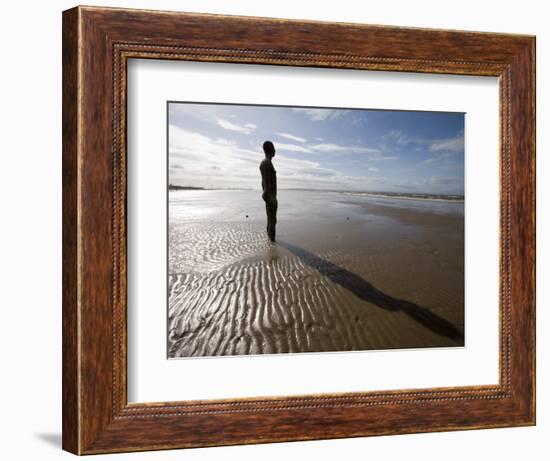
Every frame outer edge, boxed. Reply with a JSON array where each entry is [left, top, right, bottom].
[[531, 36, 537, 425], [62, 6, 81, 455], [63, 6, 536, 454], [503, 36, 535, 424]]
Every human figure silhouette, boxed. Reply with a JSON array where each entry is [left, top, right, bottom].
[[260, 141, 277, 242]]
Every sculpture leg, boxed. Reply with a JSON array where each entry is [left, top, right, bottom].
[[266, 199, 277, 242]]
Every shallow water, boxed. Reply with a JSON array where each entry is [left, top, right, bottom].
[[169, 189, 463, 224]]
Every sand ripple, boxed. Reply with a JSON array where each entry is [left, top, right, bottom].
[[169, 222, 273, 274], [168, 224, 463, 358]]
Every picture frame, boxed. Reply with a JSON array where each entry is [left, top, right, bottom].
[[62, 5, 535, 455]]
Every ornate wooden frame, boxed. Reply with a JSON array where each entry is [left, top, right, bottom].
[[62, 5, 535, 455]]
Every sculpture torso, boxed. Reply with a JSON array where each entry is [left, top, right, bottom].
[[260, 158, 277, 201]]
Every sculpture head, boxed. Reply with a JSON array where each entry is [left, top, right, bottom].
[[263, 140, 275, 159]]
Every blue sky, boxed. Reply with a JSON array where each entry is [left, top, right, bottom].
[[168, 102, 464, 195]]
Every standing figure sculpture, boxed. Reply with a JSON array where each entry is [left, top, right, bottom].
[[259, 141, 277, 242]]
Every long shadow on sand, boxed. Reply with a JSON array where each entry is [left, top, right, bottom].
[[278, 241, 463, 342]]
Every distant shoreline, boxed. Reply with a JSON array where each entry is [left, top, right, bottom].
[[168, 186, 463, 202], [168, 184, 207, 191], [340, 191, 464, 203]]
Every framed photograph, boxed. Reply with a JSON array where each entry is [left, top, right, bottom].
[[62, 6, 535, 455]]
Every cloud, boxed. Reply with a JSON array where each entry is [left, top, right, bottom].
[[421, 150, 464, 173], [277, 132, 307, 143], [369, 154, 399, 161], [270, 140, 382, 157], [275, 143, 312, 153], [270, 154, 385, 190], [385, 130, 464, 154], [384, 130, 415, 146], [292, 108, 350, 121], [429, 135, 464, 153], [168, 104, 464, 194], [168, 125, 378, 190], [169, 103, 216, 124], [309, 143, 380, 154], [310, 143, 379, 154], [216, 118, 257, 134], [169, 126, 258, 186], [421, 152, 454, 164]]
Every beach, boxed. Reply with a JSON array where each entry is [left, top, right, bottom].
[[168, 189, 464, 358]]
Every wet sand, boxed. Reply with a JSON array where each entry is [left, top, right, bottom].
[[168, 190, 464, 358]]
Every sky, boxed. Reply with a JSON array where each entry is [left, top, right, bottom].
[[168, 102, 464, 195]]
